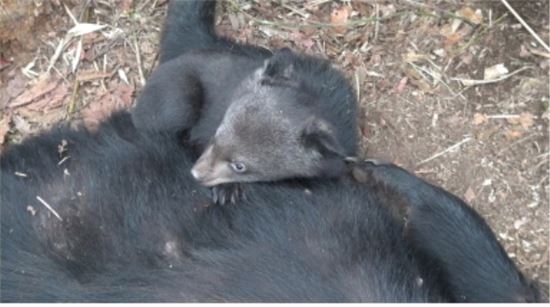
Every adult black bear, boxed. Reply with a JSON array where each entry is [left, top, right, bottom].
[[132, 0, 358, 204], [0, 112, 542, 302], [0, 0, 543, 302]]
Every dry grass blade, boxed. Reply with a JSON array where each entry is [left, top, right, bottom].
[[451, 67, 532, 86], [416, 137, 473, 166], [500, 0, 550, 52], [133, 37, 146, 86], [36, 196, 63, 221], [67, 23, 108, 37]]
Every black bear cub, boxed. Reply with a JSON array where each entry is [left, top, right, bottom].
[[132, 2, 358, 204]]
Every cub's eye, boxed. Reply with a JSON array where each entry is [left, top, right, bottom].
[[230, 162, 247, 173]]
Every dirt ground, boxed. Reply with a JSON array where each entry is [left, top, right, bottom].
[[1, 0, 549, 295]]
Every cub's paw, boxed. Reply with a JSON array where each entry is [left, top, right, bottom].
[[211, 183, 246, 205]]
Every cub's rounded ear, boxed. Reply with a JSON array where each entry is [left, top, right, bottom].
[[260, 48, 296, 86], [260, 62, 295, 84], [262, 48, 293, 73], [300, 117, 346, 158]]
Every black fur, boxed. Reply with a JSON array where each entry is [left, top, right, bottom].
[[1, 0, 543, 302], [158, 0, 270, 63], [0, 111, 543, 302], [351, 162, 544, 302], [131, 0, 358, 204], [0, 112, 430, 302], [137, 46, 358, 156]]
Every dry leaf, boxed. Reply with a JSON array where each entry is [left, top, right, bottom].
[[518, 112, 535, 129], [433, 48, 446, 58], [484, 64, 509, 80], [444, 31, 466, 46], [457, 7, 483, 25], [473, 113, 487, 125], [506, 112, 534, 130], [403, 52, 428, 63], [331, 6, 350, 25], [395, 77, 408, 93], [504, 129, 523, 140], [464, 186, 476, 203], [380, 4, 396, 18], [76, 70, 115, 82], [331, 6, 350, 33], [451, 19, 463, 34], [439, 23, 455, 37], [10, 76, 60, 108]]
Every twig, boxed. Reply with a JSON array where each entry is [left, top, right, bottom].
[[282, 3, 309, 19], [133, 37, 146, 87], [67, 80, 80, 115], [304, 0, 332, 8], [21, 58, 39, 78], [500, 0, 550, 52], [485, 114, 521, 119], [374, 4, 379, 41], [72, 39, 83, 73], [417, 137, 472, 166], [92, 59, 107, 92], [102, 54, 108, 91], [354, 71, 361, 104], [57, 156, 70, 166], [47, 37, 69, 74], [66, 3, 92, 115], [14, 172, 28, 177], [527, 46, 550, 59], [63, 3, 79, 25], [36, 196, 63, 221], [451, 66, 532, 86]]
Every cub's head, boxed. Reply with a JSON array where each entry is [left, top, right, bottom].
[[190, 110, 347, 186], [190, 50, 350, 187]]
